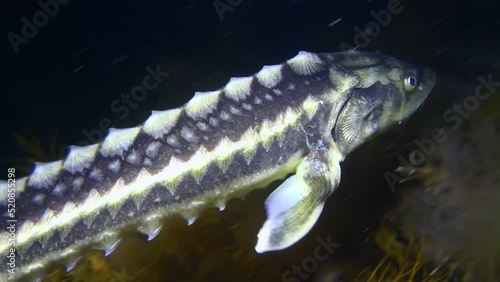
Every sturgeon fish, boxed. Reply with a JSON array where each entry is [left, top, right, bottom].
[[0, 50, 435, 281]]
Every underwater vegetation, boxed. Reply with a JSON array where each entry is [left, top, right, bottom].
[[353, 223, 452, 282], [379, 87, 500, 281], [7, 131, 66, 175]]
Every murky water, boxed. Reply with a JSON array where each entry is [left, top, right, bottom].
[[2, 0, 499, 281]]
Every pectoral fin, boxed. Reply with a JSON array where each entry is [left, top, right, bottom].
[[255, 144, 342, 253]]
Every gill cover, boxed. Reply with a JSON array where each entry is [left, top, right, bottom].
[[333, 82, 399, 153]]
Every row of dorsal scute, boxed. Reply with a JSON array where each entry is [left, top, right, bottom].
[[0, 51, 330, 204]]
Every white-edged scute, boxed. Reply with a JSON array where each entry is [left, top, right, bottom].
[[287, 51, 325, 75], [264, 93, 274, 102], [59, 223, 74, 241], [131, 190, 148, 210], [65, 255, 82, 273], [28, 160, 63, 189], [166, 135, 181, 148], [162, 179, 178, 195], [52, 182, 67, 197], [143, 157, 153, 166], [145, 141, 162, 159], [254, 96, 263, 105], [71, 177, 84, 191], [97, 231, 122, 256], [17, 208, 55, 248], [43, 202, 79, 242], [38, 231, 52, 247], [0, 177, 26, 205], [143, 108, 182, 139], [82, 210, 100, 229], [224, 76, 254, 102], [138, 214, 164, 241], [180, 126, 199, 143], [258, 119, 275, 151], [208, 117, 219, 128], [63, 144, 100, 173], [212, 137, 235, 172], [31, 193, 46, 205], [188, 145, 210, 184], [58, 248, 81, 274], [184, 91, 221, 119], [0, 181, 7, 206], [229, 105, 243, 116], [241, 127, 259, 165], [107, 202, 122, 220], [0, 231, 10, 256], [217, 201, 227, 211], [219, 110, 231, 121], [18, 176, 27, 192], [100, 127, 141, 158], [256, 64, 283, 89], [242, 103, 253, 111], [187, 214, 199, 226], [89, 168, 104, 182], [196, 121, 210, 132], [126, 149, 141, 165], [80, 188, 103, 222], [107, 159, 122, 174]]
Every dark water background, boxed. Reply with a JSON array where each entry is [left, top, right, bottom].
[[0, 0, 499, 281], [1, 0, 498, 153]]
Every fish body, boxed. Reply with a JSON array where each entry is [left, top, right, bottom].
[[0, 50, 435, 280]]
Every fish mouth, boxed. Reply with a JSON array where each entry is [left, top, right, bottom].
[[422, 67, 437, 95]]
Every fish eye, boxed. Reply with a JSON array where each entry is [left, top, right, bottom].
[[404, 76, 418, 92]]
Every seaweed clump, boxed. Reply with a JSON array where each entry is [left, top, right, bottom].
[[381, 95, 500, 281], [7, 131, 66, 175], [352, 222, 451, 282]]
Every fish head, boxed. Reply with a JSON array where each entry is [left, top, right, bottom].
[[331, 51, 436, 153]]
